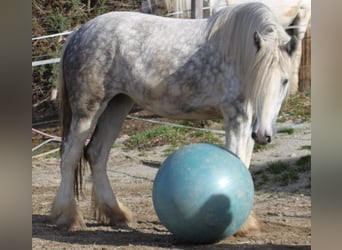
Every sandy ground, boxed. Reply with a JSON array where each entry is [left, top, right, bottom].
[[32, 121, 311, 249]]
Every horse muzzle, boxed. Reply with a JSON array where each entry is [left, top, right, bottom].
[[251, 131, 272, 145], [252, 118, 276, 145]]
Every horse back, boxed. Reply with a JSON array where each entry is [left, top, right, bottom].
[[61, 12, 232, 119]]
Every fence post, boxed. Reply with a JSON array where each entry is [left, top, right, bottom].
[[298, 26, 311, 93], [191, 0, 203, 19]]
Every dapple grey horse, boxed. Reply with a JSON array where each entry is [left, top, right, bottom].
[[51, 3, 297, 236]]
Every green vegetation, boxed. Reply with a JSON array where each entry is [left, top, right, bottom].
[[124, 124, 222, 151], [253, 155, 311, 190], [274, 168, 299, 186], [280, 92, 311, 122], [266, 161, 299, 186], [277, 127, 295, 135], [253, 143, 275, 153], [125, 126, 186, 150], [266, 161, 291, 175], [32, 0, 142, 122], [276, 116, 287, 123], [300, 145, 311, 150], [296, 155, 311, 172], [162, 146, 179, 157]]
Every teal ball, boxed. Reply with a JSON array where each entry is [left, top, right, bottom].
[[152, 143, 254, 244]]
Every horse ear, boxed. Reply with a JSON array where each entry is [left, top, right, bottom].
[[253, 31, 262, 51], [282, 36, 297, 56]]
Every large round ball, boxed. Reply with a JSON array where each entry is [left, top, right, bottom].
[[152, 143, 254, 244]]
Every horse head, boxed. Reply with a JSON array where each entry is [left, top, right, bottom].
[[251, 28, 297, 145]]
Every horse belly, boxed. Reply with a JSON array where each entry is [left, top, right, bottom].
[[128, 81, 224, 120], [139, 99, 223, 120]]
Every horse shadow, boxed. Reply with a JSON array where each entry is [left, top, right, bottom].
[[32, 214, 174, 247]]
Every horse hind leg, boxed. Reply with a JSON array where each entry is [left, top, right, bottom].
[[50, 115, 98, 231], [84, 94, 134, 226]]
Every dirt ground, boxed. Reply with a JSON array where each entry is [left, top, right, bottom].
[[32, 116, 311, 249]]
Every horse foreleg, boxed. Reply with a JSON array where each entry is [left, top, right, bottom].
[[234, 210, 261, 236], [223, 109, 262, 236], [222, 106, 254, 167], [85, 95, 134, 226], [50, 117, 94, 231], [227, 132, 262, 235], [235, 134, 262, 235]]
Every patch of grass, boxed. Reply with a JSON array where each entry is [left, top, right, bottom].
[[190, 130, 222, 145], [266, 161, 291, 174], [177, 120, 197, 127], [254, 172, 270, 190], [95, 0, 109, 15], [138, 151, 148, 157], [254, 157, 310, 189], [253, 143, 275, 153], [296, 155, 311, 172], [253, 169, 264, 176], [45, 12, 73, 32], [277, 116, 287, 123], [277, 127, 295, 135], [124, 124, 222, 151], [275, 169, 300, 186], [280, 92, 311, 122], [162, 145, 178, 157], [260, 173, 269, 184], [300, 145, 311, 150], [124, 125, 186, 150], [266, 161, 300, 186]]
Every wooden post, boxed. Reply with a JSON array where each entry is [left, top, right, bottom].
[[191, 0, 203, 19], [298, 26, 311, 92]]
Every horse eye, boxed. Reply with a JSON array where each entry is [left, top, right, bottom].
[[282, 78, 289, 86]]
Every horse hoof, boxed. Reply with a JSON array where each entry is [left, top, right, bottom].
[[50, 202, 87, 231], [93, 201, 133, 227], [234, 210, 261, 237]]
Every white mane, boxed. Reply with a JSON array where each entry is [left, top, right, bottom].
[[206, 3, 293, 107]]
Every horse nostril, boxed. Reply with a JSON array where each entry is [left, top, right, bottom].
[[252, 132, 257, 140], [266, 135, 271, 143]]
